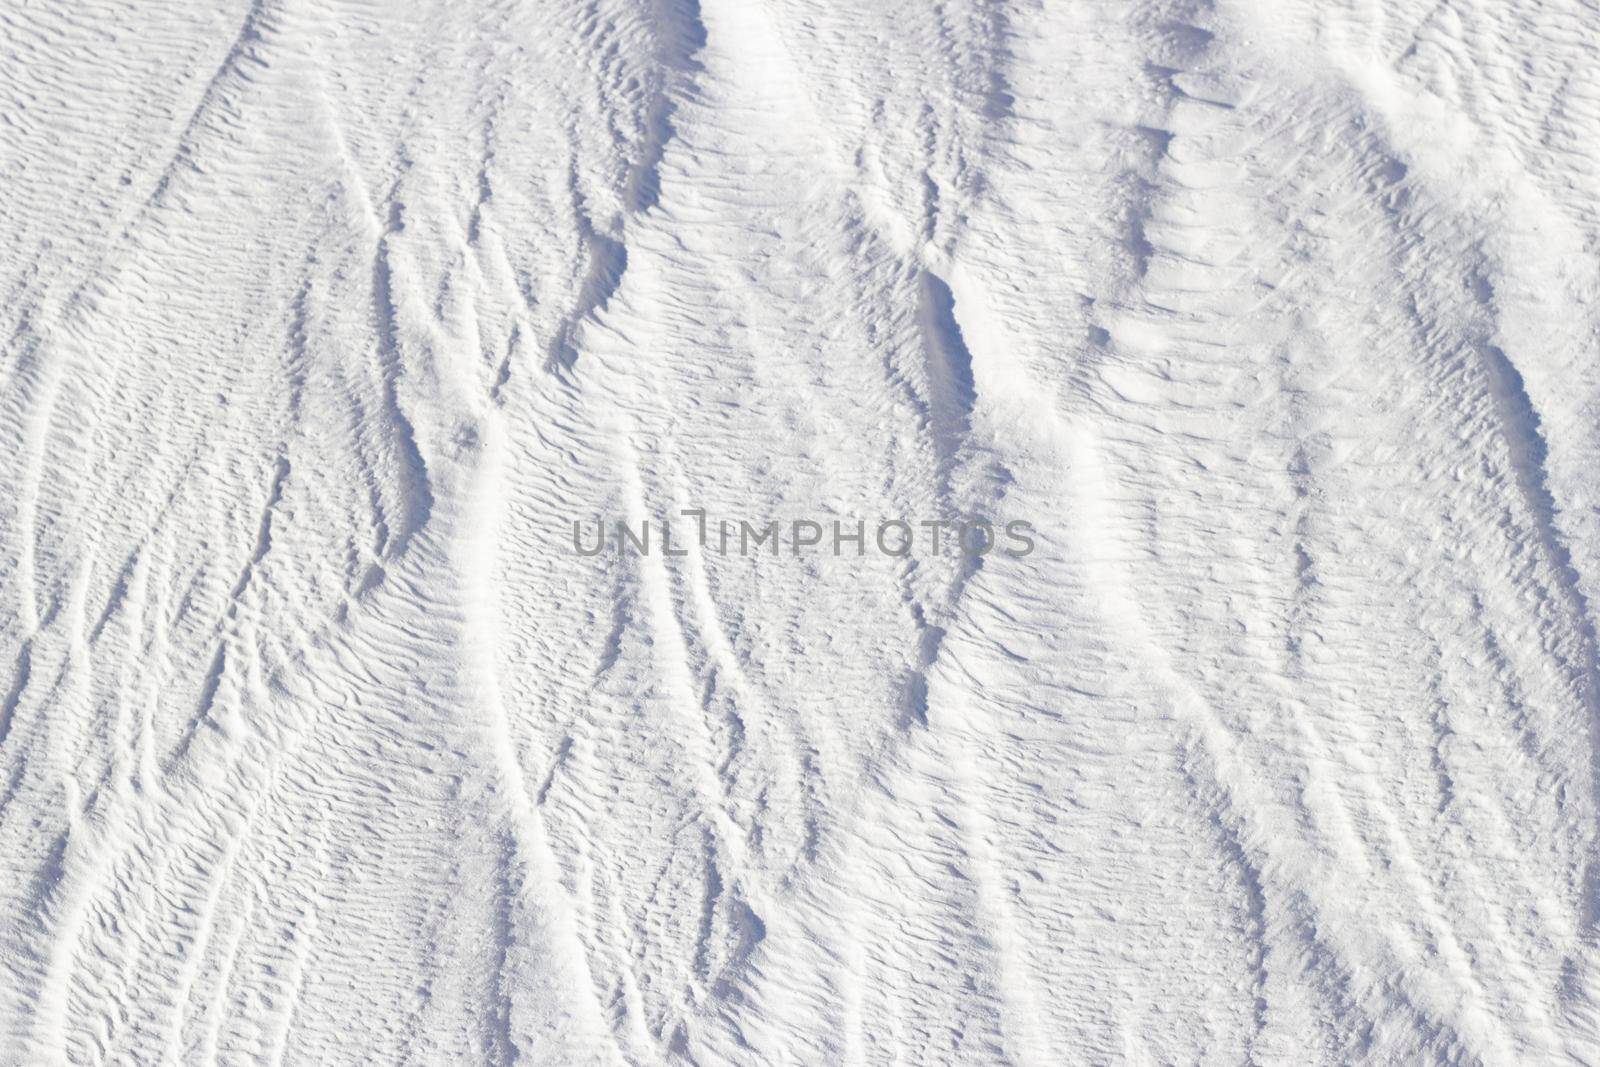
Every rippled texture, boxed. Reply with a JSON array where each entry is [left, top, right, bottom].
[[2, 0, 1599, 1062]]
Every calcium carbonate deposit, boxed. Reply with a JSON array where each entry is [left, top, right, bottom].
[[3, 0, 1600, 1062]]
